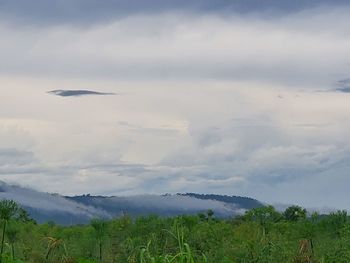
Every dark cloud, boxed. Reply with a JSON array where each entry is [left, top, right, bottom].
[[335, 79, 350, 93], [336, 87, 350, 93], [0, 0, 349, 26], [48, 90, 115, 97]]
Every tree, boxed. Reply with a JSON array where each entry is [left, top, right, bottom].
[[283, 206, 307, 222], [18, 208, 36, 224], [243, 206, 282, 236], [6, 223, 19, 261], [325, 210, 348, 238], [197, 210, 215, 222], [207, 209, 214, 219], [243, 206, 282, 225], [0, 199, 21, 262], [91, 219, 108, 263]]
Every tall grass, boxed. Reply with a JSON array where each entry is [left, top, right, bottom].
[[139, 221, 207, 263]]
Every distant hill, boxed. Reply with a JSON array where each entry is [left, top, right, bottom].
[[0, 181, 263, 225], [179, 193, 264, 210], [66, 194, 263, 220]]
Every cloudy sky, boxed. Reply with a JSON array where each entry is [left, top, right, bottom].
[[1, 0, 350, 209]]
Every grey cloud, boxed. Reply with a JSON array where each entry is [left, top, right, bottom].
[[0, 148, 34, 166], [1, 8, 348, 87], [337, 78, 350, 85], [157, 111, 350, 207], [336, 87, 350, 93], [0, 159, 151, 195], [2, 0, 350, 210], [48, 90, 115, 97], [1, 0, 349, 26], [255, 161, 350, 210], [335, 79, 350, 93], [117, 121, 181, 136], [0, 166, 48, 175], [292, 123, 332, 128]]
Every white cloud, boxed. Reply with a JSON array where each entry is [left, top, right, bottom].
[[1, 5, 350, 209]]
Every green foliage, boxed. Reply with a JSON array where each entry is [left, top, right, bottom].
[[78, 260, 96, 263], [0, 201, 19, 222], [90, 219, 108, 263], [0, 200, 24, 263], [0, 199, 349, 262], [284, 206, 307, 222], [139, 233, 200, 263], [323, 210, 348, 238], [243, 205, 282, 225]]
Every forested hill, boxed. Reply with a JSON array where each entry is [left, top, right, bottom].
[[179, 193, 263, 210], [0, 181, 264, 225], [66, 193, 263, 220]]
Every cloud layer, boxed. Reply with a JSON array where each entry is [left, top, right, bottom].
[[1, 0, 349, 26], [1, 1, 350, 209]]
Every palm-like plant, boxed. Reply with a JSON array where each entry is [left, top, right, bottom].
[[44, 236, 72, 263], [6, 223, 19, 261], [91, 219, 107, 263], [0, 199, 20, 262], [45, 236, 63, 260]]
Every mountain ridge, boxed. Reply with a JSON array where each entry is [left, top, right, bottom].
[[0, 181, 263, 225]]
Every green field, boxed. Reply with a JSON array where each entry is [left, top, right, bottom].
[[0, 199, 349, 263]]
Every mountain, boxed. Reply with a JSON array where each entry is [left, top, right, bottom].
[[0, 182, 263, 225], [179, 193, 264, 210], [0, 182, 110, 225]]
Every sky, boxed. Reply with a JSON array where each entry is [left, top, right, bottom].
[[1, 0, 350, 209]]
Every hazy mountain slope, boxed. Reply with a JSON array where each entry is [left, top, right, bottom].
[[179, 193, 264, 210], [0, 182, 263, 225], [67, 194, 262, 218], [0, 182, 111, 224]]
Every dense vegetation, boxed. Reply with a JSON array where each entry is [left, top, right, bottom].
[[0, 199, 349, 263]]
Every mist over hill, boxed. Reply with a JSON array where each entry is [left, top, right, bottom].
[[0, 182, 263, 225]]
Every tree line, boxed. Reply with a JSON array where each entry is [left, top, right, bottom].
[[0, 199, 349, 262]]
